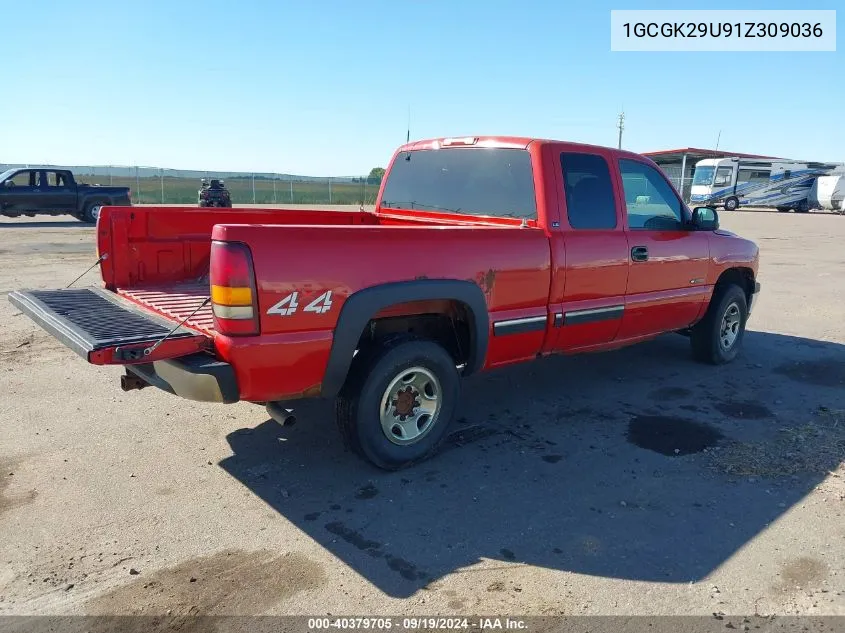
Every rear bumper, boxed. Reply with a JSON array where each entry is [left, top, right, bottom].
[[748, 281, 761, 315], [126, 353, 239, 404]]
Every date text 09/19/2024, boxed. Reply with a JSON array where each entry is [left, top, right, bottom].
[[307, 617, 528, 630]]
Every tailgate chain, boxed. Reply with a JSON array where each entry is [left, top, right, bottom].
[[142, 297, 211, 357], [65, 253, 109, 288]]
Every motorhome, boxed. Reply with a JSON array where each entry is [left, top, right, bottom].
[[690, 158, 843, 212]]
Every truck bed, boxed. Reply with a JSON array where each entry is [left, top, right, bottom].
[[118, 282, 215, 335], [10, 204, 544, 370], [96, 205, 533, 342]]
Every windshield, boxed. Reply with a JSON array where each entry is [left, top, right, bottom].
[[380, 148, 537, 219], [691, 166, 715, 186]]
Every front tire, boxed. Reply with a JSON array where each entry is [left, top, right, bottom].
[[690, 284, 748, 365], [724, 197, 739, 212], [335, 336, 460, 470]]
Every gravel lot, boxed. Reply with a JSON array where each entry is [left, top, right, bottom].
[[0, 209, 843, 619]]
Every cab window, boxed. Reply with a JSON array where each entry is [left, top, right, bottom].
[[380, 148, 537, 219], [737, 169, 771, 184], [619, 159, 684, 230], [7, 170, 36, 187], [559, 152, 617, 229], [45, 171, 71, 187]]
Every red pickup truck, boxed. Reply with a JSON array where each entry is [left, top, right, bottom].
[[10, 136, 760, 470]]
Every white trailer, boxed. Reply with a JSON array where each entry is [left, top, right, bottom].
[[689, 157, 843, 212], [809, 174, 845, 213]]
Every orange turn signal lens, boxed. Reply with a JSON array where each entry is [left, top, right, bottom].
[[211, 284, 252, 306]]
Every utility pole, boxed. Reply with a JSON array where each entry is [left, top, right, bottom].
[[616, 112, 625, 149]]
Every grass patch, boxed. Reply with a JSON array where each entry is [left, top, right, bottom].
[[79, 174, 381, 205]]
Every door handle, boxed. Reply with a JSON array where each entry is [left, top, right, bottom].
[[631, 246, 649, 262]]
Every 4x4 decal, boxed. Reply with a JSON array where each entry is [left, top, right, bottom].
[[267, 291, 333, 316]]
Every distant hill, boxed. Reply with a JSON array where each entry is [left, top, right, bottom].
[[0, 163, 361, 183]]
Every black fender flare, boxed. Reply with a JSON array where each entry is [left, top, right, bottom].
[[321, 279, 489, 397]]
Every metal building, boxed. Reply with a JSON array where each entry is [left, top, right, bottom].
[[643, 147, 779, 202]]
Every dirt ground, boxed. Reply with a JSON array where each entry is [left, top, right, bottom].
[[0, 209, 843, 619]]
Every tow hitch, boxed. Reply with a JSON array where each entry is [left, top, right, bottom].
[[120, 372, 150, 392]]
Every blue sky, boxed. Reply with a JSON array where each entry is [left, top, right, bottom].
[[1, 0, 842, 175]]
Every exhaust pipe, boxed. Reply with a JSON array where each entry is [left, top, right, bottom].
[[120, 373, 149, 392], [266, 402, 297, 427]]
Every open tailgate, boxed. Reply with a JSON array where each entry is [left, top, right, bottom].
[[8, 287, 210, 365]]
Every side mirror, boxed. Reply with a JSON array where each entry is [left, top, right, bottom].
[[691, 206, 719, 231]]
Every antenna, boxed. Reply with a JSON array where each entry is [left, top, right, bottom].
[[616, 111, 625, 149], [715, 130, 722, 151], [406, 104, 411, 143]]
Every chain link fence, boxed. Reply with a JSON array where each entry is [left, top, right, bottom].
[[0, 164, 382, 206], [2, 162, 695, 206]]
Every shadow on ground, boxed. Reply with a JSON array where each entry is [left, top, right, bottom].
[[219, 330, 845, 598]]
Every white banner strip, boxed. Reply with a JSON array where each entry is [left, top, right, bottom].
[[611, 10, 836, 52]]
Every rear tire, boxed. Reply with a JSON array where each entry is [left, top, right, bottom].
[[724, 197, 739, 212], [335, 335, 460, 470], [690, 284, 748, 365], [776, 206, 791, 213], [80, 200, 105, 223]]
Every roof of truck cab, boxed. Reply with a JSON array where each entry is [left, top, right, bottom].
[[397, 136, 651, 161], [2, 166, 73, 170], [0, 167, 73, 181]]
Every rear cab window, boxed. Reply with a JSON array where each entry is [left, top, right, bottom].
[[380, 147, 537, 220], [46, 171, 66, 187]]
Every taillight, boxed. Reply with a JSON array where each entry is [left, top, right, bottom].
[[209, 241, 259, 336]]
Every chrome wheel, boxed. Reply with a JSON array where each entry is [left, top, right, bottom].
[[379, 367, 441, 446], [90, 205, 102, 221], [719, 302, 741, 351]]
